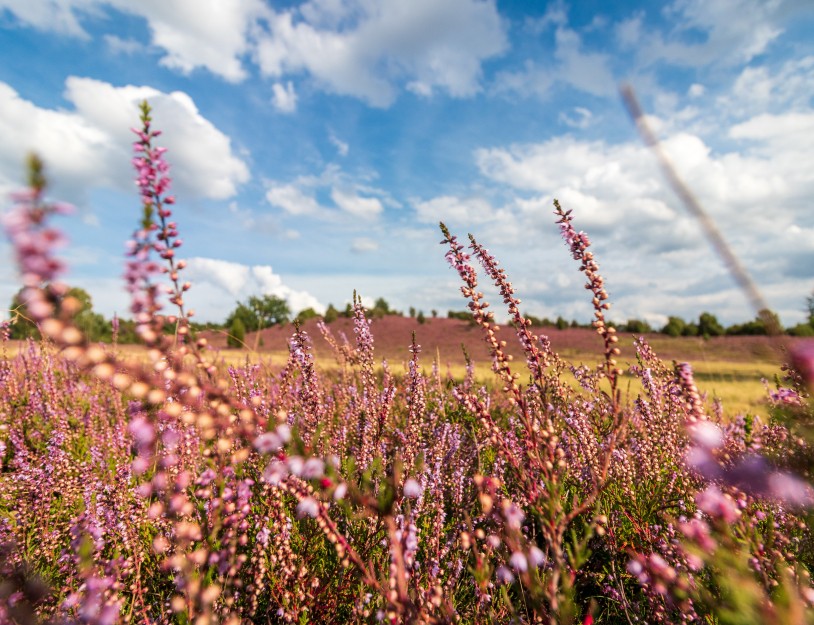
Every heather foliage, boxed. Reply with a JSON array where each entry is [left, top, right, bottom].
[[1, 104, 813, 625]]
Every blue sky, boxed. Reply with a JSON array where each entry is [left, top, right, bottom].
[[0, 0, 812, 328]]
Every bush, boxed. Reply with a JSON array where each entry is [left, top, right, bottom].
[[228, 315, 245, 347]]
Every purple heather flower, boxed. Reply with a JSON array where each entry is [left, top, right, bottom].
[[403, 478, 422, 499], [296, 496, 320, 519], [790, 340, 814, 387], [503, 502, 525, 529], [127, 417, 154, 447], [333, 482, 347, 501], [254, 431, 282, 454], [766, 471, 814, 508], [301, 458, 325, 480], [696, 486, 739, 523], [769, 387, 803, 406], [509, 551, 528, 572], [688, 421, 723, 450], [528, 546, 546, 568], [263, 460, 288, 485], [277, 423, 292, 443], [287, 455, 304, 476], [495, 565, 514, 584]]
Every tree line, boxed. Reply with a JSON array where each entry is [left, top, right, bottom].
[[7, 287, 814, 345]]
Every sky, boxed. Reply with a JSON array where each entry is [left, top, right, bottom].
[[0, 0, 812, 329]]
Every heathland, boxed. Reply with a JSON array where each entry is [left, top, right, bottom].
[[1, 104, 812, 625]]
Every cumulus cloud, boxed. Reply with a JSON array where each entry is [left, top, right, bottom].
[[271, 81, 298, 113], [0, 0, 94, 37], [183, 257, 324, 318], [1, 0, 506, 105], [265, 165, 389, 221], [266, 183, 324, 216], [330, 188, 382, 219], [632, 0, 803, 69], [494, 24, 614, 99], [423, 99, 814, 325], [0, 77, 249, 204], [729, 56, 814, 112], [103, 34, 145, 55], [254, 0, 507, 106], [0, 0, 265, 81], [414, 195, 502, 227]]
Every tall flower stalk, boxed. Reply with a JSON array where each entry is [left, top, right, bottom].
[[128, 100, 192, 347]]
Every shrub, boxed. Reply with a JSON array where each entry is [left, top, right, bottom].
[[228, 316, 246, 347]]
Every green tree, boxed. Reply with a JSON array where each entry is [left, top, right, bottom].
[[374, 297, 391, 314], [726, 309, 782, 336], [324, 304, 339, 323], [294, 307, 319, 324], [622, 318, 652, 334], [370, 297, 401, 319], [416, 310, 426, 324], [8, 289, 39, 340], [661, 316, 686, 337], [788, 323, 814, 337], [248, 294, 290, 328], [225, 302, 258, 333], [697, 312, 724, 337], [225, 295, 291, 334], [448, 310, 474, 322], [9, 286, 109, 342], [228, 317, 245, 348]]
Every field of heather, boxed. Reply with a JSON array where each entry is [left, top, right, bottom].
[[1, 103, 813, 625], [197, 317, 791, 417]]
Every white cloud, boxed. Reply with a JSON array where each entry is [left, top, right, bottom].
[[271, 81, 298, 113], [634, 0, 802, 69], [265, 164, 390, 221], [551, 26, 615, 97], [103, 34, 145, 55], [494, 25, 614, 99], [254, 0, 507, 106], [329, 132, 349, 156], [688, 83, 705, 98], [730, 56, 814, 113], [350, 237, 379, 253], [729, 112, 814, 150], [1, 0, 506, 105], [330, 188, 382, 219], [0, 0, 96, 37], [265, 183, 323, 216], [0, 0, 266, 81], [0, 77, 249, 204], [431, 100, 814, 325], [414, 195, 500, 226], [183, 257, 324, 317], [559, 106, 594, 129]]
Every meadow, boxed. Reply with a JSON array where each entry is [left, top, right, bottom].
[[1, 102, 813, 625]]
